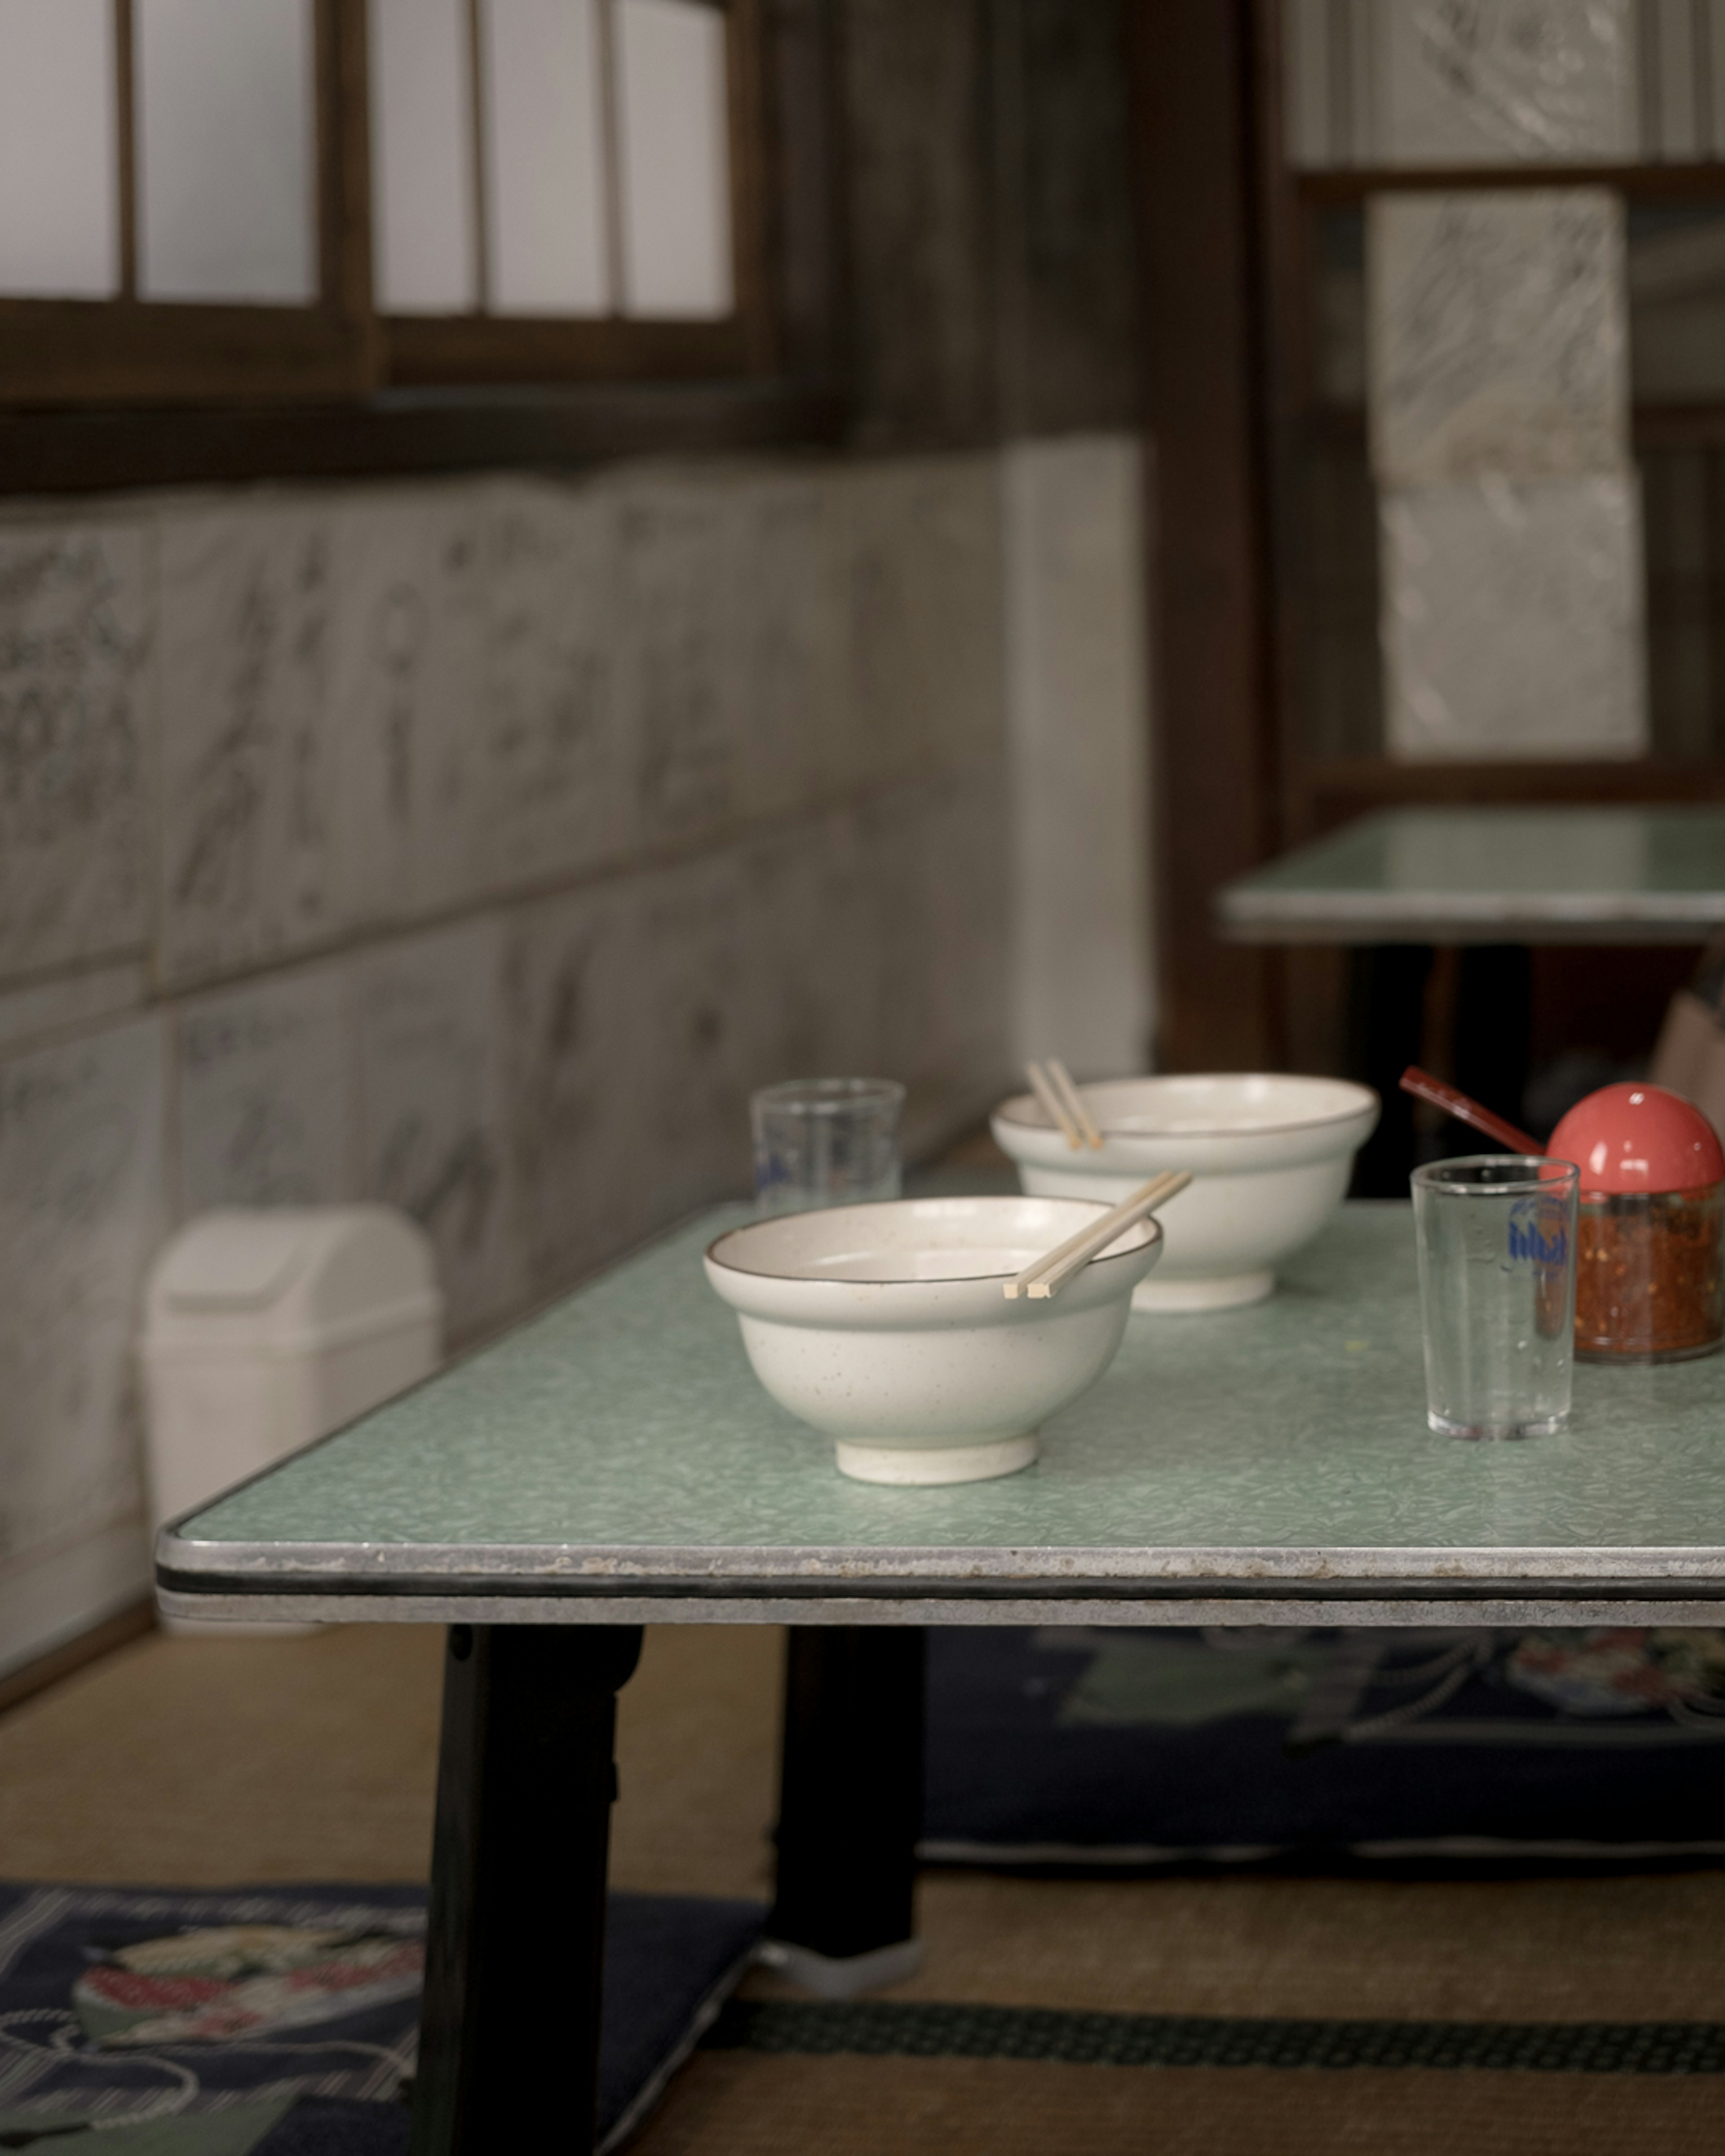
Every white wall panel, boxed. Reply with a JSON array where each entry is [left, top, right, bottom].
[[1381, 474, 1648, 760], [0, 524, 152, 982], [1004, 435, 1152, 1078], [1369, 190, 1629, 485], [1380, 0, 1637, 165], [0, 1017, 166, 1661], [357, 920, 521, 1343], [331, 488, 490, 928], [176, 967, 355, 1215], [156, 504, 343, 985]]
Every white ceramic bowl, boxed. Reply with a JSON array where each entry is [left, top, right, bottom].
[[703, 1196, 1161, 1486], [991, 1074, 1378, 1314]]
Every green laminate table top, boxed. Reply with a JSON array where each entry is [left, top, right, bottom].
[[157, 1202, 1725, 1628], [1214, 806, 1725, 945]]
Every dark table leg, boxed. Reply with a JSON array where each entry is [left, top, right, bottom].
[[410, 1622, 643, 2156], [767, 1625, 925, 1995]]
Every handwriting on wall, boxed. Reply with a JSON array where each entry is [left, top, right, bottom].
[[839, 458, 1004, 789], [358, 920, 521, 1341], [333, 492, 489, 930], [0, 526, 151, 983], [1370, 190, 1628, 485], [1383, 0, 1636, 166], [157, 509, 339, 987], [0, 1021, 164, 1568], [618, 483, 735, 844], [1382, 473, 1647, 759], [177, 969, 353, 1215], [503, 881, 650, 1293], [476, 482, 629, 895]]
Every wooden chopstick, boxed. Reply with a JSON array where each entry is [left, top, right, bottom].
[[1003, 1172, 1193, 1301], [1026, 1061, 1084, 1149], [1047, 1058, 1104, 1150]]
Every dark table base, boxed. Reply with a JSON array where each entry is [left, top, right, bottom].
[[410, 1622, 925, 2153], [769, 1626, 925, 1969], [411, 1624, 642, 2155]]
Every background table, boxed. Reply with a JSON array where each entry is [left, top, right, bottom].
[[1215, 806, 1725, 1193], [160, 1202, 1725, 2150], [1215, 806, 1725, 946]]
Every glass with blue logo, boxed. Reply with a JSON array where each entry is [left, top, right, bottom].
[[1411, 1155, 1580, 1439], [751, 1078, 906, 1216]]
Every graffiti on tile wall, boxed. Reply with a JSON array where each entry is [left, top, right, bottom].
[[0, 1023, 164, 1566], [0, 528, 151, 982]]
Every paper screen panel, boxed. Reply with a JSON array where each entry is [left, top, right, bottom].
[[616, 0, 733, 319], [481, 0, 610, 315], [136, 0, 317, 303], [0, 0, 119, 299], [370, 0, 478, 313]]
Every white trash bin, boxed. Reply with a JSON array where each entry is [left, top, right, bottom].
[[143, 1206, 443, 1630]]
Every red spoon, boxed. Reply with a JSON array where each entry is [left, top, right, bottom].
[[1398, 1065, 1541, 1156]]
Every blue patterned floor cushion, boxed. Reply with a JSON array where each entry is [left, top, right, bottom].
[[0, 1882, 763, 2152], [924, 1626, 1725, 1866]]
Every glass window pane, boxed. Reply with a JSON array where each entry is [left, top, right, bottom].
[[481, 0, 609, 315], [0, 0, 118, 298], [616, 0, 732, 320], [370, 0, 477, 313], [137, 0, 317, 304]]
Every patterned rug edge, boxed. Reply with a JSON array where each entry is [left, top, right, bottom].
[[704, 2001, 1725, 2074]]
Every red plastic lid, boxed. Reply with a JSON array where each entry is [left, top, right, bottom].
[[1548, 1082, 1725, 1196]]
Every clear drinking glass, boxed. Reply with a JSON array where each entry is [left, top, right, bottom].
[[751, 1078, 905, 1216], [1411, 1156, 1580, 1440]]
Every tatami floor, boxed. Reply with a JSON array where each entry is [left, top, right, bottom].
[[3, 1621, 1725, 2151]]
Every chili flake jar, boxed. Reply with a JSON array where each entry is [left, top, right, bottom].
[[1549, 1082, 1725, 1364]]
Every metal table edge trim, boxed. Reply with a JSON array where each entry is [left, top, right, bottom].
[[154, 1587, 1725, 1629], [155, 1536, 1725, 1591]]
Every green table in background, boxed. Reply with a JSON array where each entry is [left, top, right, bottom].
[[1215, 807, 1725, 1191], [158, 1202, 1725, 2152]]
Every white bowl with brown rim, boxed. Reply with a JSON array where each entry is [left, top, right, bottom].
[[991, 1074, 1379, 1313], [703, 1195, 1161, 1484]]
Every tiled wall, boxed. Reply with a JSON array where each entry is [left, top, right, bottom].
[[1283, 0, 1725, 168], [0, 450, 1014, 1675]]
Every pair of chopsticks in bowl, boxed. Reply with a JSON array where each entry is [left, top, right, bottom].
[[1004, 1171, 1192, 1302], [1026, 1059, 1102, 1151]]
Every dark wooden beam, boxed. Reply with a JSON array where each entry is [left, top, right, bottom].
[[1305, 759, 1725, 824], [1129, 0, 1281, 1071], [0, 380, 846, 496]]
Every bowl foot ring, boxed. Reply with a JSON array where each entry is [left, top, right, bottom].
[[1132, 1269, 1275, 1314], [833, 1434, 1039, 1485]]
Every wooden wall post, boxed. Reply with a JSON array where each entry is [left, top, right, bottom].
[[1127, 0, 1282, 1072]]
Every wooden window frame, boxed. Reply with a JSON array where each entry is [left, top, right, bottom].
[[0, 0, 376, 406], [386, 0, 774, 388], [0, 0, 784, 411]]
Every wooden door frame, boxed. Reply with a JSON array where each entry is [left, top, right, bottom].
[[1126, 0, 1286, 1074]]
